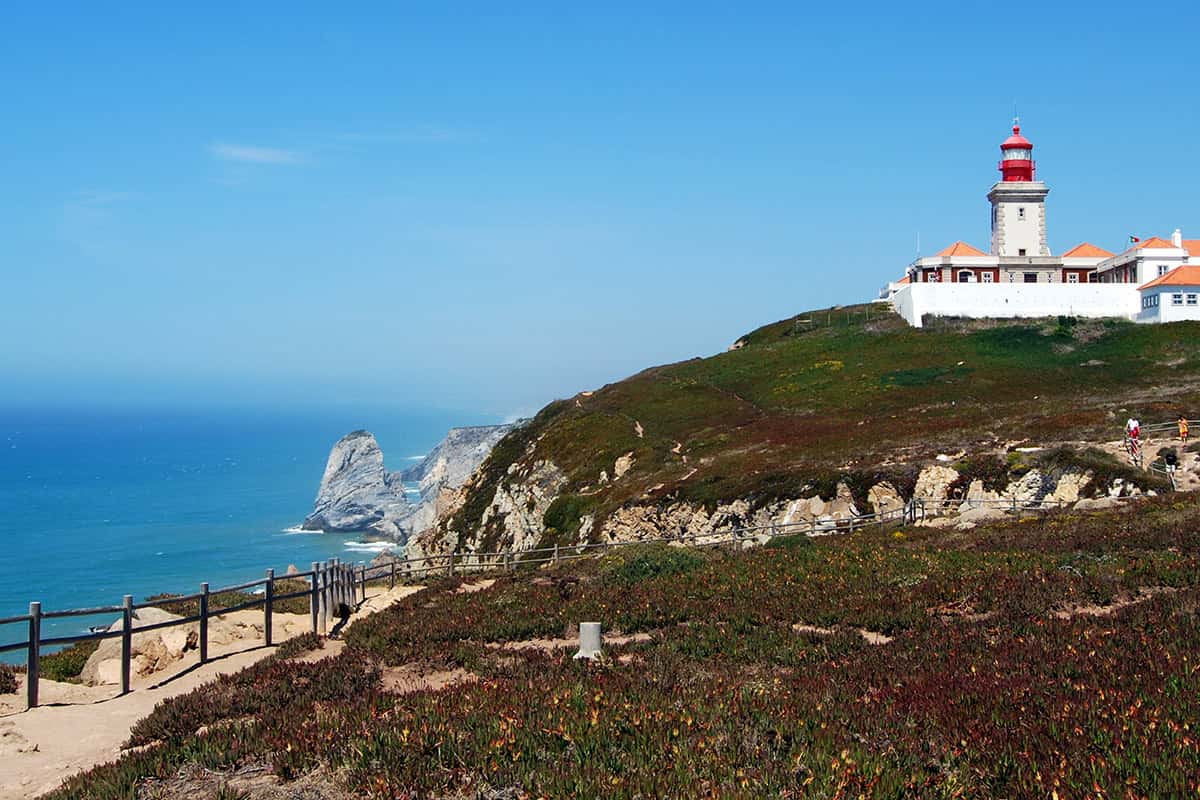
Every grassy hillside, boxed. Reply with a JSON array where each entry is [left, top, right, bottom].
[[452, 308, 1200, 542], [48, 495, 1200, 798]]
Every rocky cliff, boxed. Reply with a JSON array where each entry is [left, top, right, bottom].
[[410, 446, 1173, 562], [397, 423, 520, 535], [302, 430, 409, 538], [303, 424, 519, 542]]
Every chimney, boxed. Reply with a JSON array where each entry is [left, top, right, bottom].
[[1172, 228, 1183, 248]]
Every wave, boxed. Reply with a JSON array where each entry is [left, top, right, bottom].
[[281, 525, 318, 534], [342, 540, 396, 553]]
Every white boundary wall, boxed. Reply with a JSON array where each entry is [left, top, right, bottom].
[[891, 283, 1139, 328]]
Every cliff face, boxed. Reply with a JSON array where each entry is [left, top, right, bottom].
[[303, 424, 519, 542], [302, 430, 408, 538], [397, 424, 520, 535]]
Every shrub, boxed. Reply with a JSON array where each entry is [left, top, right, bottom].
[[540, 494, 599, 547], [763, 533, 812, 550], [271, 632, 323, 660], [40, 639, 99, 683], [599, 543, 706, 585], [0, 663, 17, 694]]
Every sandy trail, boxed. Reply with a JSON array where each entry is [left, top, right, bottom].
[[0, 585, 421, 800]]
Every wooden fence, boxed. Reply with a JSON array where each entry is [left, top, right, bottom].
[[0, 499, 987, 712]]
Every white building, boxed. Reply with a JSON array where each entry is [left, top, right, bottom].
[[1137, 266, 1200, 323], [887, 120, 1197, 326], [1096, 230, 1199, 285]]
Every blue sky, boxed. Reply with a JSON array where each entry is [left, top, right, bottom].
[[3, 2, 1198, 419]]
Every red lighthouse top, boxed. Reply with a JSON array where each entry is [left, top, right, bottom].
[[998, 118, 1035, 181]]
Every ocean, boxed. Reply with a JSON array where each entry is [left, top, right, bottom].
[[0, 406, 477, 657]]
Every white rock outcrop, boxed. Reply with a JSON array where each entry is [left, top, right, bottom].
[[398, 424, 519, 536], [303, 425, 518, 542], [302, 430, 408, 537], [913, 465, 959, 506]]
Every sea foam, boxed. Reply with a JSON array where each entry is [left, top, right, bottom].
[[342, 540, 395, 553]]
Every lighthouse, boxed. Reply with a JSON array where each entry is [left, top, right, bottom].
[[987, 119, 1050, 259]]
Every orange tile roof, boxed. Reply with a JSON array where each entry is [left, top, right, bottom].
[[1134, 236, 1178, 250], [1061, 242, 1114, 258], [1138, 265, 1200, 290], [935, 241, 988, 257], [896, 275, 911, 285], [1183, 240, 1200, 257]]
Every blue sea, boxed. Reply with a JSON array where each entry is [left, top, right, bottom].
[[0, 406, 477, 658]]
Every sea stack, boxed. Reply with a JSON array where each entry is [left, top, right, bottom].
[[302, 430, 408, 538]]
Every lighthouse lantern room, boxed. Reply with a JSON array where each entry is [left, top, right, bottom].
[[999, 121, 1036, 181]]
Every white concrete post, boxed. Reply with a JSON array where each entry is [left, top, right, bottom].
[[574, 622, 603, 660]]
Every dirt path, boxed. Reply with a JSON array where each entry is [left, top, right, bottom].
[[0, 585, 421, 800]]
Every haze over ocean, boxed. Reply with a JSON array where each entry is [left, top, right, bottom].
[[0, 406, 490, 651]]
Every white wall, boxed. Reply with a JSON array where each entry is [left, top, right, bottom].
[[891, 283, 1140, 328], [1138, 287, 1200, 324], [994, 200, 1046, 257]]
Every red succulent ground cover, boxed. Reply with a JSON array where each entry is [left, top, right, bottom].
[[46, 496, 1200, 799]]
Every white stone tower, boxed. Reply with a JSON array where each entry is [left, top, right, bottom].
[[987, 119, 1050, 257]]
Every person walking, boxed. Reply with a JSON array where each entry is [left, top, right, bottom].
[[1126, 417, 1142, 465], [1179, 415, 1189, 444]]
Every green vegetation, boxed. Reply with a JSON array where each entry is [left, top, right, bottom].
[[39, 639, 100, 683], [0, 662, 16, 695], [146, 577, 311, 618], [444, 307, 1200, 538], [540, 493, 599, 548], [597, 542, 707, 585], [47, 495, 1200, 799], [270, 631, 323, 660]]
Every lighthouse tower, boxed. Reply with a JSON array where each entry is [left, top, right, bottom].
[[987, 119, 1050, 258]]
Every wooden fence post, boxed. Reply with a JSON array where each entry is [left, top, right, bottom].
[[318, 562, 328, 635], [359, 564, 366, 604], [310, 562, 320, 634], [121, 595, 133, 695], [328, 559, 337, 614], [390, 561, 396, 590], [553, 544, 560, 565], [448, 552, 455, 577], [264, 569, 275, 647], [199, 583, 210, 664], [26, 602, 40, 710]]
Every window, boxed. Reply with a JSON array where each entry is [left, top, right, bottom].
[[1172, 294, 1184, 306], [1068, 273, 1079, 284], [1024, 272, 1038, 283], [1017, 207, 1026, 220], [1018, 248, 1027, 256], [1159, 264, 1170, 277], [1189, 294, 1198, 306], [957, 270, 975, 283], [982, 272, 994, 283]]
